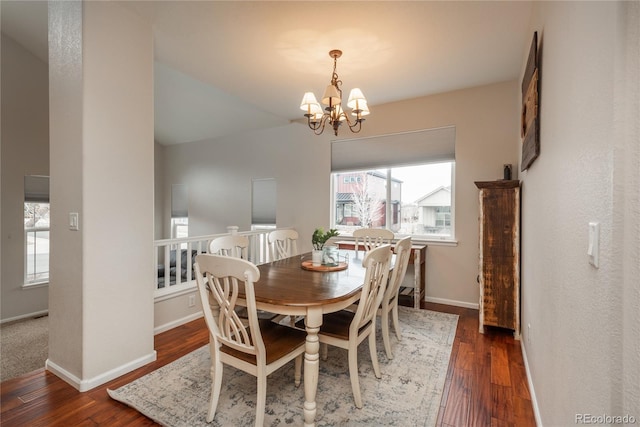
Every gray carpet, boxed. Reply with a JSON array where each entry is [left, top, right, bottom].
[[0, 315, 48, 382], [108, 307, 458, 426]]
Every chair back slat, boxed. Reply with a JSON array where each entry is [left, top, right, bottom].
[[208, 235, 250, 259], [211, 276, 252, 349], [268, 229, 299, 261], [353, 228, 394, 253], [351, 244, 392, 332], [195, 254, 264, 357], [385, 236, 412, 303]]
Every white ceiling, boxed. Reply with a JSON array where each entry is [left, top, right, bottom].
[[1, 0, 533, 145]]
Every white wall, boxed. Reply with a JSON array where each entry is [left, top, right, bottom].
[[154, 141, 165, 240], [617, 2, 640, 416], [48, 1, 156, 390], [520, 1, 639, 424], [160, 80, 520, 309], [0, 34, 49, 322]]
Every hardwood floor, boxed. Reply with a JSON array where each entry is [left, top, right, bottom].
[[0, 303, 537, 426], [427, 302, 537, 427]]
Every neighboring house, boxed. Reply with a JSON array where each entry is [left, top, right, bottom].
[[413, 186, 451, 235], [334, 171, 401, 230]]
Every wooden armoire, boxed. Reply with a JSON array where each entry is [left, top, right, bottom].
[[475, 180, 520, 339]]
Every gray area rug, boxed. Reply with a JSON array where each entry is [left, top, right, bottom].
[[0, 315, 48, 382], [108, 307, 458, 426]]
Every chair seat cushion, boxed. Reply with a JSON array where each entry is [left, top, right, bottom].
[[220, 319, 306, 365]]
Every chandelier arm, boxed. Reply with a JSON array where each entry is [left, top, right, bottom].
[[347, 119, 363, 134], [313, 114, 329, 136], [306, 116, 322, 132], [341, 111, 353, 126], [341, 112, 364, 133]]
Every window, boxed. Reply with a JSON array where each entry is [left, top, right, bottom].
[[171, 217, 189, 239], [171, 184, 189, 242], [24, 175, 50, 284], [331, 162, 454, 239], [330, 126, 456, 240]]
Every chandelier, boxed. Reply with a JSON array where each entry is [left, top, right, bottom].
[[300, 50, 369, 136]]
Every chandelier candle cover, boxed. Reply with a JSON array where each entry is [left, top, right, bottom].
[[300, 50, 369, 136]]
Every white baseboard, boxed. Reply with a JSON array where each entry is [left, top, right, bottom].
[[154, 311, 204, 335], [425, 296, 479, 310], [520, 340, 543, 426], [1, 309, 49, 324], [46, 350, 157, 392]]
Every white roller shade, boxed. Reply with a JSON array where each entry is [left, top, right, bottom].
[[24, 175, 50, 203], [171, 184, 188, 218], [252, 178, 276, 225], [331, 126, 456, 172]]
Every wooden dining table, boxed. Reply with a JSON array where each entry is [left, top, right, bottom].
[[240, 250, 369, 427]]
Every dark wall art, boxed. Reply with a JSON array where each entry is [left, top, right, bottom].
[[521, 31, 540, 171]]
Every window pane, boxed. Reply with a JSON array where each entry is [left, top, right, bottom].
[[24, 202, 50, 283], [26, 230, 49, 282], [331, 162, 454, 239], [333, 171, 387, 230], [392, 162, 452, 237], [171, 217, 189, 249], [171, 217, 189, 240]]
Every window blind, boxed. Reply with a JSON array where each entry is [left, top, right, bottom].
[[331, 126, 456, 172], [171, 184, 189, 218], [24, 175, 50, 203], [251, 178, 276, 225]]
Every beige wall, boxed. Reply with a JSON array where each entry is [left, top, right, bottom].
[[520, 1, 639, 424], [0, 34, 49, 322], [362, 81, 521, 306], [160, 80, 520, 310]]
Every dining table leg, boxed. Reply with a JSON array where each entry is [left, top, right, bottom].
[[303, 307, 322, 427]]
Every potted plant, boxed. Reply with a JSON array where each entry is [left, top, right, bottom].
[[311, 228, 339, 266]]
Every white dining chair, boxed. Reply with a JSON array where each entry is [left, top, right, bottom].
[[268, 229, 299, 261], [298, 244, 392, 409], [378, 236, 412, 359], [194, 254, 306, 427], [352, 228, 394, 255], [208, 235, 249, 259], [268, 229, 301, 325], [209, 234, 275, 320]]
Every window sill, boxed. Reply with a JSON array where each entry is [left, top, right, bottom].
[[335, 236, 458, 247], [411, 238, 458, 247], [22, 281, 49, 289]]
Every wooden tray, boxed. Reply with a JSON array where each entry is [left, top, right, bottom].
[[301, 261, 348, 272]]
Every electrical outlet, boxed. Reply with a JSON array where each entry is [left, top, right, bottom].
[[188, 295, 196, 307]]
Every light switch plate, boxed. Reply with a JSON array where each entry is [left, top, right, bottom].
[[69, 212, 79, 231]]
